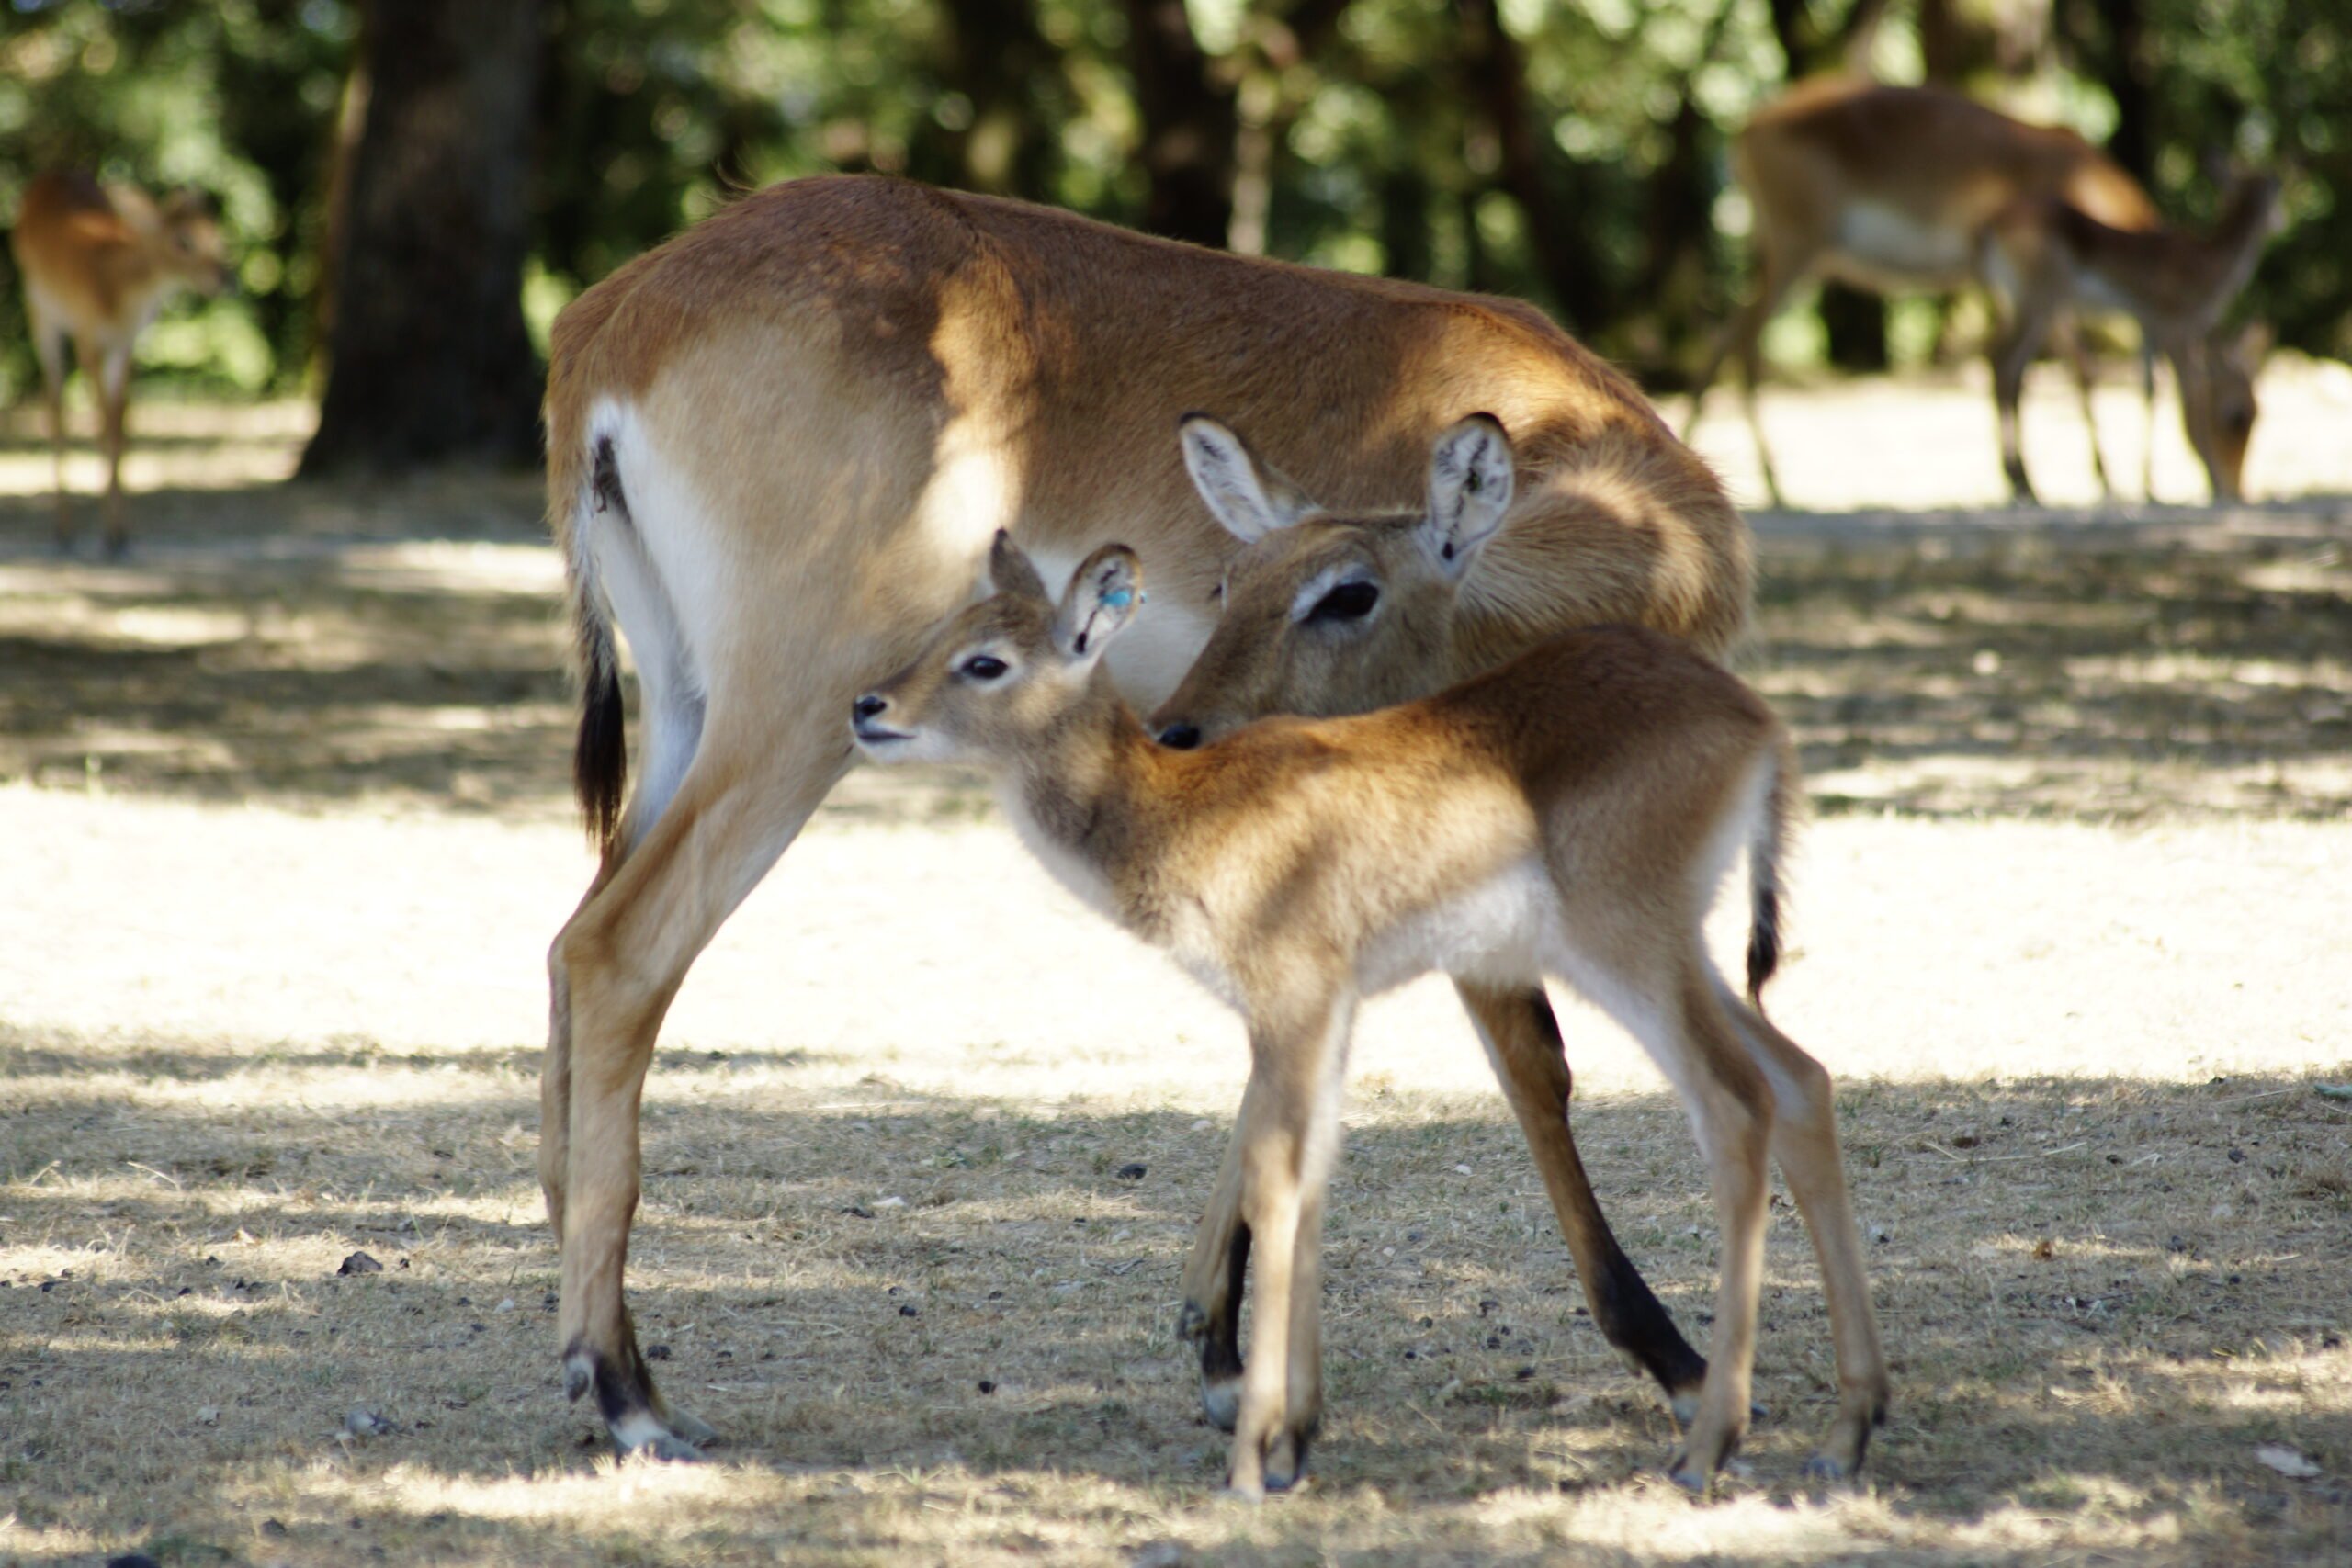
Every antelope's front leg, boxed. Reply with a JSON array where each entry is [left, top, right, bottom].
[[1179, 1091, 1253, 1431], [1226, 995, 1350, 1499]]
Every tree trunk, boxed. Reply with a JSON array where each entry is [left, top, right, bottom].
[[300, 0, 541, 477], [2079, 0, 2157, 185], [1125, 0, 1237, 247], [1458, 0, 1605, 330], [927, 0, 1059, 197], [1767, 0, 1890, 371]]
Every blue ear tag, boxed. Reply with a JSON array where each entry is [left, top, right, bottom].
[[1102, 588, 1135, 610]]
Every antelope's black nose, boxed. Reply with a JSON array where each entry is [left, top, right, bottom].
[[1157, 722, 1202, 750], [853, 694, 888, 722]]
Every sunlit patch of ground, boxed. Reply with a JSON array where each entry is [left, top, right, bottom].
[[2, 385, 2349, 1564], [0, 397, 313, 497], [1682, 352, 2352, 512]]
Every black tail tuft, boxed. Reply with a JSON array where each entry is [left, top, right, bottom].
[[571, 434, 628, 851], [575, 647, 626, 850], [1746, 735, 1795, 1011], [1745, 883, 1781, 1009]]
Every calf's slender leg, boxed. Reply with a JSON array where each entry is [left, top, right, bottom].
[[1226, 991, 1349, 1498], [1718, 980, 1889, 1478]]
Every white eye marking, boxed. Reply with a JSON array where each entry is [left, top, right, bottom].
[[1288, 564, 1380, 625]]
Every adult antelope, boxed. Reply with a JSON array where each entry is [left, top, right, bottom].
[[10, 172, 232, 556], [853, 514, 1888, 1495], [1685, 77, 2278, 506], [540, 175, 1750, 1461]]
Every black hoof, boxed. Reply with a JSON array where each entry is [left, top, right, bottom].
[[1264, 1431, 1311, 1493], [1199, 1374, 1241, 1433], [1664, 1452, 1710, 1495]]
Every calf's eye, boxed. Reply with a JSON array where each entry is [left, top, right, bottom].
[[960, 654, 1008, 681], [1306, 581, 1380, 623]]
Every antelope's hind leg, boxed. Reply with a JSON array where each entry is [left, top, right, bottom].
[[1660, 976, 1774, 1491], [1566, 942, 1773, 1491], [550, 706, 847, 1460], [1720, 982, 1889, 1479]]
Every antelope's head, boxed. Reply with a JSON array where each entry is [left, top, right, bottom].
[[1148, 412, 1514, 749], [157, 188, 233, 297], [2193, 320, 2271, 504], [852, 535, 1144, 767]]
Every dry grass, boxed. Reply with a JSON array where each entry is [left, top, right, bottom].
[[3, 383, 2351, 1566]]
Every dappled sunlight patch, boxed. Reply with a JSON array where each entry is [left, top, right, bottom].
[[293, 1451, 794, 1524]]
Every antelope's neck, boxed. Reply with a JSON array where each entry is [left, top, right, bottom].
[[998, 677, 1171, 932]]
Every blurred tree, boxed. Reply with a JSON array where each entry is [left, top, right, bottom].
[[2064, 0, 2158, 184], [1459, 0, 1606, 331], [3, 0, 2346, 421], [299, 0, 541, 474], [1766, 0, 1895, 370], [1126, 0, 1236, 244]]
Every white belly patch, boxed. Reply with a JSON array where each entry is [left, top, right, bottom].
[[1355, 859, 1555, 996], [1829, 201, 1974, 288]]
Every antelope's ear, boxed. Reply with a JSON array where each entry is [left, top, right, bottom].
[[988, 530, 1050, 603], [1179, 414, 1316, 543], [1420, 412, 1513, 580], [1053, 545, 1144, 663]]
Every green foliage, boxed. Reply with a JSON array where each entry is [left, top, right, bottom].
[[0, 0, 355, 400], [2146, 0, 2352, 358], [1, 0, 2344, 406]]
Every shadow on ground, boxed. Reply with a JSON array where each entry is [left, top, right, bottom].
[[5, 1016, 2347, 1564], [6, 484, 2351, 826]]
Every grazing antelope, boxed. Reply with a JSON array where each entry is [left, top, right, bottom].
[[540, 174, 1750, 1461], [851, 513, 1889, 1496], [1685, 77, 2278, 505], [10, 172, 232, 556]]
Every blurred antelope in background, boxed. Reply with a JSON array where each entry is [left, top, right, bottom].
[[853, 515, 1888, 1496], [10, 172, 232, 556], [1686, 78, 2279, 506], [538, 174, 1751, 1461]]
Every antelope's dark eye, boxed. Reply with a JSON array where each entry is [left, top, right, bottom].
[[959, 654, 1008, 681], [1306, 580, 1380, 623]]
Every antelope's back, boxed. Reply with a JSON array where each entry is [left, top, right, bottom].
[[543, 175, 1703, 550]]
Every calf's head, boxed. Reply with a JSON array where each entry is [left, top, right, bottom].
[[1148, 412, 1514, 749], [852, 535, 1143, 766]]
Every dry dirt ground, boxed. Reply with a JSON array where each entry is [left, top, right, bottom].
[[2, 366, 2350, 1567]]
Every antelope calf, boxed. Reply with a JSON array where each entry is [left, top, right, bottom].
[[1150, 412, 1741, 1430], [540, 174, 1751, 1461], [850, 429, 1887, 1497], [10, 172, 232, 556], [1686, 77, 2278, 505]]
